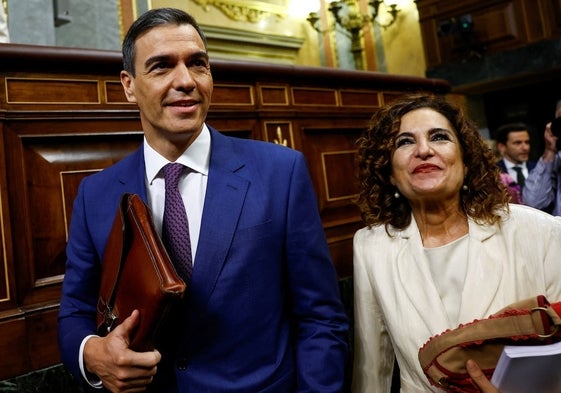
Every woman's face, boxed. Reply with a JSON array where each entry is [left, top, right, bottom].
[[390, 108, 467, 204]]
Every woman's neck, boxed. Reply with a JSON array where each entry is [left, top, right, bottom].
[[412, 203, 468, 248]]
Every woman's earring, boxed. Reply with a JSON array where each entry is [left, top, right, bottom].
[[462, 184, 468, 191], [394, 190, 400, 199]]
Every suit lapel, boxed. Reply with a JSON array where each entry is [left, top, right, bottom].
[[190, 130, 249, 308], [458, 218, 501, 320], [116, 146, 149, 201], [396, 222, 450, 333]]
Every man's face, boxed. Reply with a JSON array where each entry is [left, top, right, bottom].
[[499, 130, 530, 164], [120, 24, 213, 153]]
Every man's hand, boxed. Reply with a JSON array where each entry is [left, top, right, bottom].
[[466, 359, 500, 393], [84, 310, 162, 393]]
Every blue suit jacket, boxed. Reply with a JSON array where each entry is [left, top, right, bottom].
[[58, 127, 349, 392]]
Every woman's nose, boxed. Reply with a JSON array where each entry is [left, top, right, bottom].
[[415, 138, 433, 158]]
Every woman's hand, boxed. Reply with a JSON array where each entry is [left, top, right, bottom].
[[466, 359, 500, 393]]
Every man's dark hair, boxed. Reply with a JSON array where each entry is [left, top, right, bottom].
[[495, 122, 529, 145], [122, 7, 208, 76]]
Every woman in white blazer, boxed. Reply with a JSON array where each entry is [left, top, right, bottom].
[[352, 94, 561, 393]]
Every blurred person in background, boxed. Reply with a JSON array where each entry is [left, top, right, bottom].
[[495, 122, 535, 204], [523, 100, 561, 215]]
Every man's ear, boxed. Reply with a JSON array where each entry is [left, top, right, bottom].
[[120, 70, 137, 103]]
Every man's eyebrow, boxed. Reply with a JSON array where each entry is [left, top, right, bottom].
[[143, 51, 209, 69], [144, 54, 171, 69], [192, 51, 210, 61]]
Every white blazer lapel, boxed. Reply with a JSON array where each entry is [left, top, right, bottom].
[[458, 219, 502, 321], [396, 220, 451, 333]]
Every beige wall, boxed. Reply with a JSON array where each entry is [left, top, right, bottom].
[[380, 0, 426, 77]]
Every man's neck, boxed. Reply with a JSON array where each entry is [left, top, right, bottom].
[[503, 157, 524, 167]]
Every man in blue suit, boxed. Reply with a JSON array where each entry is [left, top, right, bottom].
[[57, 8, 348, 393]]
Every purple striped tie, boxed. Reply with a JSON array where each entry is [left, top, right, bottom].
[[162, 163, 192, 285]]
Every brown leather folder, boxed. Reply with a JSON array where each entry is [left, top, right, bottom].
[[97, 193, 186, 352]]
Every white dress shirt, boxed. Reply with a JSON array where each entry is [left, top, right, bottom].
[[424, 234, 468, 326], [144, 125, 210, 262], [502, 157, 528, 181]]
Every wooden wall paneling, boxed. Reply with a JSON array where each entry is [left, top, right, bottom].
[[6, 77, 100, 105], [105, 80, 131, 104], [541, 0, 561, 36], [2, 77, 134, 112], [1, 129, 142, 380], [420, 18, 442, 68], [0, 316, 27, 378], [26, 307, 61, 371], [475, 2, 518, 44], [206, 117, 261, 140], [0, 115, 16, 313], [416, 0, 561, 68], [212, 83, 255, 107], [442, 2, 523, 64], [23, 132, 144, 284], [297, 119, 365, 278], [291, 87, 339, 107], [3, 121, 34, 305], [520, 0, 548, 42], [258, 84, 290, 107], [208, 82, 260, 139], [477, 2, 527, 50], [3, 118, 143, 310], [339, 89, 381, 108], [299, 121, 363, 215]]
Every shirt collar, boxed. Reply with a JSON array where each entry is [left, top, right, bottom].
[[145, 124, 211, 185], [502, 157, 526, 171]]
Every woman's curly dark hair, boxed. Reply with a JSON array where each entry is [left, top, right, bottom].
[[355, 93, 510, 231]]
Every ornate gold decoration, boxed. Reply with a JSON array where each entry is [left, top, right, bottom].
[[273, 126, 287, 146], [307, 0, 401, 70], [193, 0, 285, 23]]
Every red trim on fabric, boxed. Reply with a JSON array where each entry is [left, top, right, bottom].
[[551, 301, 561, 319]]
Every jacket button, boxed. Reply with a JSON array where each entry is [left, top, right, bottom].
[[177, 359, 188, 371]]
